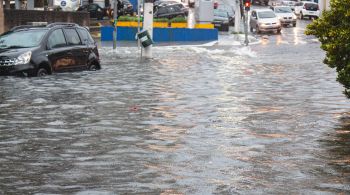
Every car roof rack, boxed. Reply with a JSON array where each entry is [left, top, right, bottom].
[[10, 25, 47, 31], [46, 22, 79, 28]]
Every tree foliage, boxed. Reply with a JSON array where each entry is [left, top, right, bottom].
[[305, 0, 350, 98]]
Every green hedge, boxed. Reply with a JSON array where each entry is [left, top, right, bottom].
[[170, 17, 187, 23]]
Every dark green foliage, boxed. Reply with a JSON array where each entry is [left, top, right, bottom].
[[305, 0, 350, 97], [170, 17, 187, 23], [154, 18, 169, 23], [118, 16, 143, 22]]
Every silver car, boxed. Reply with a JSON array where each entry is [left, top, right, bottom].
[[250, 9, 282, 34], [271, 6, 297, 27]]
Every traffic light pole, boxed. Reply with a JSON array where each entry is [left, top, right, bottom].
[[234, 0, 241, 33], [244, 10, 249, 46], [113, 0, 118, 50]]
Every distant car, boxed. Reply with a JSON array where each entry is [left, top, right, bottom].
[[250, 9, 281, 34], [216, 4, 235, 26], [77, 3, 107, 20], [294, 1, 319, 19], [212, 9, 230, 31], [0, 23, 100, 77], [154, 4, 187, 19], [271, 6, 297, 27], [281, 0, 296, 11], [121, 0, 134, 15], [154, 1, 188, 16], [252, 0, 269, 6]]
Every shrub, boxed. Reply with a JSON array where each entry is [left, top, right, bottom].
[[170, 17, 187, 23], [306, 0, 350, 98]]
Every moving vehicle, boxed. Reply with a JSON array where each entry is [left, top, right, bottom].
[[212, 9, 230, 31], [281, 0, 296, 11], [294, 1, 319, 19], [271, 6, 297, 27], [252, 0, 269, 6], [77, 3, 108, 20], [0, 23, 100, 77], [249, 9, 281, 34]]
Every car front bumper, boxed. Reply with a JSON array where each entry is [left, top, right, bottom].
[[259, 24, 281, 31], [0, 63, 35, 76], [280, 19, 297, 25]]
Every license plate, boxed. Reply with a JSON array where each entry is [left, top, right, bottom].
[[309, 11, 314, 14]]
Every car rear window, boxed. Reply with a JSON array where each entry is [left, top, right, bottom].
[[305, 3, 318, 11]]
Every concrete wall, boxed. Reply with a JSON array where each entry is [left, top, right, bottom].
[[0, 8, 4, 34], [3, 10, 90, 32]]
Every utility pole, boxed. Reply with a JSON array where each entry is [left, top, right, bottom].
[[113, 0, 118, 49], [143, 0, 154, 58], [234, 0, 241, 33]]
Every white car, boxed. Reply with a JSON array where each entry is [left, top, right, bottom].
[[281, 0, 296, 11], [294, 1, 320, 19], [271, 6, 297, 27], [249, 9, 281, 34]]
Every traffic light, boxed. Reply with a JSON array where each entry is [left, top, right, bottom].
[[243, 0, 251, 11]]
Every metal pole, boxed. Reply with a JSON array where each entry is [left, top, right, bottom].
[[113, 0, 118, 50], [143, 0, 153, 58], [244, 10, 249, 46], [234, 0, 241, 33], [137, 0, 141, 51]]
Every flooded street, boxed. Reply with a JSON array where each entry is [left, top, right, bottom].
[[1, 20, 349, 194]]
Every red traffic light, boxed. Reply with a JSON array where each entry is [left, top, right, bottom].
[[244, 2, 250, 7]]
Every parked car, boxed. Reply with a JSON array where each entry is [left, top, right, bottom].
[[271, 6, 297, 27], [77, 3, 108, 20], [154, 4, 187, 19], [0, 23, 100, 77], [294, 1, 319, 19], [154, 1, 188, 16], [121, 0, 134, 15], [249, 9, 282, 34]]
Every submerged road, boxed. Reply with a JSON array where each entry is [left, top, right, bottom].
[[0, 19, 349, 194]]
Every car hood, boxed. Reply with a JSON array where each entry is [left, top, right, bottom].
[[258, 17, 279, 23], [0, 47, 33, 58], [213, 16, 229, 22], [275, 12, 294, 17]]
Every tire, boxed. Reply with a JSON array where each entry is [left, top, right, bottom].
[[256, 25, 260, 34], [300, 12, 303, 19], [250, 26, 253, 32], [36, 68, 48, 77], [293, 23, 296, 27], [88, 63, 98, 71], [277, 29, 281, 34]]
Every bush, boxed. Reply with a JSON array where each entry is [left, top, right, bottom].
[[305, 0, 350, 97], [170, 17, 187, 23], [118, 16, 143, 22], [154, 18, 169, 23]]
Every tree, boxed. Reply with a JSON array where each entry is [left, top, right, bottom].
[[305, 0, 350, 98]]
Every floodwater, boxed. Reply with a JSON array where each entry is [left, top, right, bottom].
[[0, 20, 349, 194]]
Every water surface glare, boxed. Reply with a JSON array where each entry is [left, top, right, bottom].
[[1, 29, 350, 194]]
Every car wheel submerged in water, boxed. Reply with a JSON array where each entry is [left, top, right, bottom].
[[0, 22, 101, 77]]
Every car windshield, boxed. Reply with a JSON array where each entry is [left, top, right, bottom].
[[214, 10, 228, 17], [275, 7, 292, 13], [0, 29, 48, 49], [258, 11, 276, 18]]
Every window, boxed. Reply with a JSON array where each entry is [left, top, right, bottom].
[[157, 7, 167, 14], [47, 29, 67, 49], [64, 28, 81, 45], [77, 28, 94, 44]]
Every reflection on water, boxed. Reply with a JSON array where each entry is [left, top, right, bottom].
[[0, 21, 350, 194]]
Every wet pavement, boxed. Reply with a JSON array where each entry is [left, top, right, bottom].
[[1, 19, 350, 194]]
